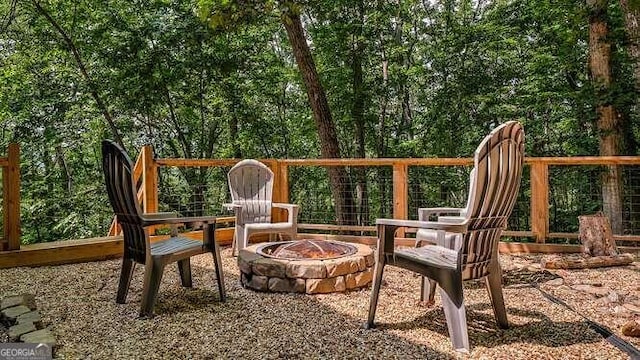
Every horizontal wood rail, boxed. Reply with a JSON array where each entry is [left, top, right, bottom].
[[1, 143, 20, 252], [129, 150, 640, 249]]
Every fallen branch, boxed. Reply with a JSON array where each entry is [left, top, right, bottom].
[[541, 253, 635, 269]]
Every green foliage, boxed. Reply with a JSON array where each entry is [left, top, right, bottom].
[[1, 0, 638, 242]]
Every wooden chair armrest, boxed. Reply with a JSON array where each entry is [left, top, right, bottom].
[[223, 203, 243, 211], [143, 212, 178, 220], [376, 218, 467, 233], [273, 203, 299, 223], [142, 215, 218, 227], [418, 207, 464, 221], [376, 218, 466, 260]]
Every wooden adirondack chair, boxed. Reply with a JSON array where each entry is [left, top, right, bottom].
[[102, 140, 226, 317], [224, 159, 299, 256], [365, 121, 525, 352]]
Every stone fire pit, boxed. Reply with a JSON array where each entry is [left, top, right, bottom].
[[238, 240, 374, 294]]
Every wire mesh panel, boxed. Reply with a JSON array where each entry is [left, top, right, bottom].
[[549, 165, 603, 234], [157, 166, 229, 217], [509, 165, 531, 234], [622, 166, 640, 236], [288, 165, 393, 226], [408, 166, 471, 220], [408, 165, 531, 234]]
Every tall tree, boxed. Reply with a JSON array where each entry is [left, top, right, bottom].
[[620, 0, 640, 90], [199, 1, 357, 225], [588, 0, 624, 233]]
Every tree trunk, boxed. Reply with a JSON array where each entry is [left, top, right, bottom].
[[351, 7, 369, 227], [588, 0, 624, 234], [282, 11, 356, 225], [620, 0, 640, 91]]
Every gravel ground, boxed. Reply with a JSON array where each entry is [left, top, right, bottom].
[[0, 248, 638, 359]]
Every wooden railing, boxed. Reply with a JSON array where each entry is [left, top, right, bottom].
[[110, 148, 640, 248], [0, 143, 20, 251], [1, 145, 639, 269]]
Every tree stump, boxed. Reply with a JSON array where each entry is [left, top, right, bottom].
[[578, 212, 618, 256], [541, 213, 635, 269]]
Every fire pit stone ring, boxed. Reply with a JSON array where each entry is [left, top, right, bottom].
[[238, 240, 374, 294]]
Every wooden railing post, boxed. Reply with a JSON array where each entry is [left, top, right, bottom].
[[3, 143, 21, 250], [270, 160, 289, 223], [531, 161, 549, 243], [393, 162, 408, 237], [141, 145, 158, 214]]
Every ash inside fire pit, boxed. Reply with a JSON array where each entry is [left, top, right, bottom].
[[258, 240, 357, 260]]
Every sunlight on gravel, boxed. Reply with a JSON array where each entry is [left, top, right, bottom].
[[1, 248, 638, 359]]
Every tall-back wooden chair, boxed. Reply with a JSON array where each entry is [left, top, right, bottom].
[[225, 159, 298, 256], [365, 121, 524, 352], [102, 140, 226, 317]]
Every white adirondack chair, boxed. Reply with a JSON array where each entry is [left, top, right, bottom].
[[225, 159, 299, 256], [365, 121, 525, 352]]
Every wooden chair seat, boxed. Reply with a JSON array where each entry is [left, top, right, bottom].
[[395, 246, 459, 271], [150, 237, 203, 257]]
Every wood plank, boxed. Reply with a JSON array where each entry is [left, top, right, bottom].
[[132, 151, 143, 184], [503, 230, 535, 237], [498, 242, 581, 253], [298, 224, 376, 232], [155, 156, 640, 169], [3, 143, 20, 250], [141, 145, 158, 214], [393, 163, 408, 238], [530, 162, 549, 243], [156, 158, 240, 167], [526, 156, 640, 165], [548, 232, 640, 243], [0, 228, 235, 268], [269, 161, 287, 223], [297, 226, 532, 237], [281, 158, 474, 166]]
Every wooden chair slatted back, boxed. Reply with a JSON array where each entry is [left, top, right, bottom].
[[228, 160, 274, 223], [461, 122, 525, 279], [102, 140, 148, 263]]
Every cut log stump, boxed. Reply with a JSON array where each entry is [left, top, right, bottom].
[[542, 253, 635, 269], [578, 212, 618, 256]]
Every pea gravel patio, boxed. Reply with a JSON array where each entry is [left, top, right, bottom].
[[1, 247, 638, 359]]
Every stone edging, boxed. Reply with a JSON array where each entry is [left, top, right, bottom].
[[1, 294, 56, 348]]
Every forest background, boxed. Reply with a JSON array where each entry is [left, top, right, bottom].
[[1, 0, 639, 244]]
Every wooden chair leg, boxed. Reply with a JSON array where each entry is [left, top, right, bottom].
[[211, 242, 226, 302], [440, 281, 469, 353], [486, 262, 508, 329], [140, 261, 165, 317], [420, 277, 437, 304], [177, 259, 192, 288], [233, 225, 245, 257], [364, 259, 385, 329], [231, 229, 238, 256], [116, 258, 136, 304]]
